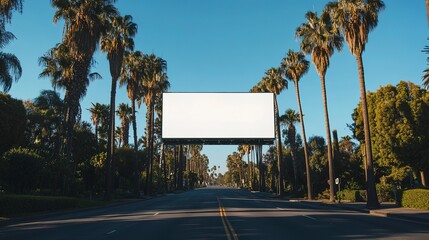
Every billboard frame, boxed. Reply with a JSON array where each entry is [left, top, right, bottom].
[[161, 92, 275, 145]]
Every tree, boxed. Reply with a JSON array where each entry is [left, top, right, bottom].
[[280, 49, 312, 199], [116, 103, 132, 147], [51, 0, 118, 191], [255, 67, 287, 195], [296, 10, 342, 202], [27, 90, 64, 155], [327, 0, 385, 208], [423, 43, 429, 89], [0, 0, 23, 22], [100, 14, 137, 199], [352, 81, 429, 188], [0, 93, 25, 154], [39, 43, 72, 92], [140, 53, 169, 195], [88, 103, 108, 146], [0, 23, 21, 92], [280, 109, 300, 192], [120, 50, 144, 196]]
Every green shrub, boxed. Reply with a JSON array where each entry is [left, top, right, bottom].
[[400, 189, 429, 210], [337, 189, 367, 202], [376, 183, 395, 202], [0, 147, 44, 193], [0, 194, 80, 216]]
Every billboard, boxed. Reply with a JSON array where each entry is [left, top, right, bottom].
[[162, 93, 275, 144]]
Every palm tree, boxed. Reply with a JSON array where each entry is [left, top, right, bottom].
[[296, 11, 343, 202], [280, 109, 300, 192], [39, 43, 72, 92], [120, 50, 144, 196], [0, 23, 21, 92], [116, 103, 132, 147], [326, 0, 384, 208], [139, 53, 169, 195], [88, 102, 107, 145], [51, 0, 118, 190], [100, 14, 137, 199], [423, 43, 429, 89], [280, 49, 313, 199], [256, 67, 287, 195], [0, 0, 23, 22]]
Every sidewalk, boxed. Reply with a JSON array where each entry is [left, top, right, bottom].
[[250, 191, 429, 224]]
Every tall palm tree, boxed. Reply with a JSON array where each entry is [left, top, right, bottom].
[[39, 43, 72, 92], [139, 53, 169, 195], [280, 49, 313, 199], [424, 43, 429, 89], [280, 109, 300, 192], [257, 67, 287, 195], [120, 50, 144, 196], [0, 23, 21, 92], [0, 0, 23, 22], [100, 14, 137, 199], [296, 11, 343, 202], [326, 0, 384, 208], [88, 102, 105, 145], [116, 103, 132, 147], [52, 0, 118, 189]]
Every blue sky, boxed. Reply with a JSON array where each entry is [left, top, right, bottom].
[[4, 0, 427, 174]]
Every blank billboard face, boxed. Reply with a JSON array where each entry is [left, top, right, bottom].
[[162, 93, 275, 144]]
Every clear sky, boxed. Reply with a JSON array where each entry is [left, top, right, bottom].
[[4, 0, 427, 174]]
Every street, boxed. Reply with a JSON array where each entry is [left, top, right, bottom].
[[1, 187, 428, 240]]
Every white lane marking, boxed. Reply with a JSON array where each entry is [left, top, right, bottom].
[[107, 230, 117, 235], [153, 212, 160, 216], [276, 207, 284, 210], [302, 215, 317, 220]]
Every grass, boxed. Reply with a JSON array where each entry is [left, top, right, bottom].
[[0, 193, 120, 220]]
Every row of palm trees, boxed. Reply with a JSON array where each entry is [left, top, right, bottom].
[[243, 0, 384, 208], [36, 0, 170, 198]]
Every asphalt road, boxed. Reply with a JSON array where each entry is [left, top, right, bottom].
[[1, 187, 428, 240]]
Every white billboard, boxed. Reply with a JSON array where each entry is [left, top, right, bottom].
[[162, 93, 275, 144]]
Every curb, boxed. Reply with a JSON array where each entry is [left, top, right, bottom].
[[369, 210, 429, 224]]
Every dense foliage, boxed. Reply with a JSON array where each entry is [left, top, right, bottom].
[[400, 189, 429, 210], [352, 81, 429, 187]]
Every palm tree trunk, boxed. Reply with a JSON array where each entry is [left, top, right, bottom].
[[65, 59, 89, 194], [289, 126, 299, 192], [158, 143, 164, 194], [247, 151, 250, 188], [294, 80, 313, 199], [274, 95, 284, 196], [105, 76, 117, 200], [356, 54, 379, 209], [178, 144, 184, 190], [421, 171, 427, 187], [319, 74, 335, 202], [145, 99, 154, 195], [131, 97, 140, 197]]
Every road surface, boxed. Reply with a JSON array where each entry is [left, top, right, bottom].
[[1, 187, 428, 239]]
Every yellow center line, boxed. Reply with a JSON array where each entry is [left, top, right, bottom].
[[217, 195, 239, 240]]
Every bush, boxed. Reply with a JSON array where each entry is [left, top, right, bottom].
[[376, 183, 395, 202], [400, 189, 429, 210], [337, 189, 367, 202], [0, 147, 44, 193], [0, 194, 80, 216]]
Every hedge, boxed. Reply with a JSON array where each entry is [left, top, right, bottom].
[[0, 194, 80, 216], [337, 189, 367, 202], [400, 189, 429, 210]]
